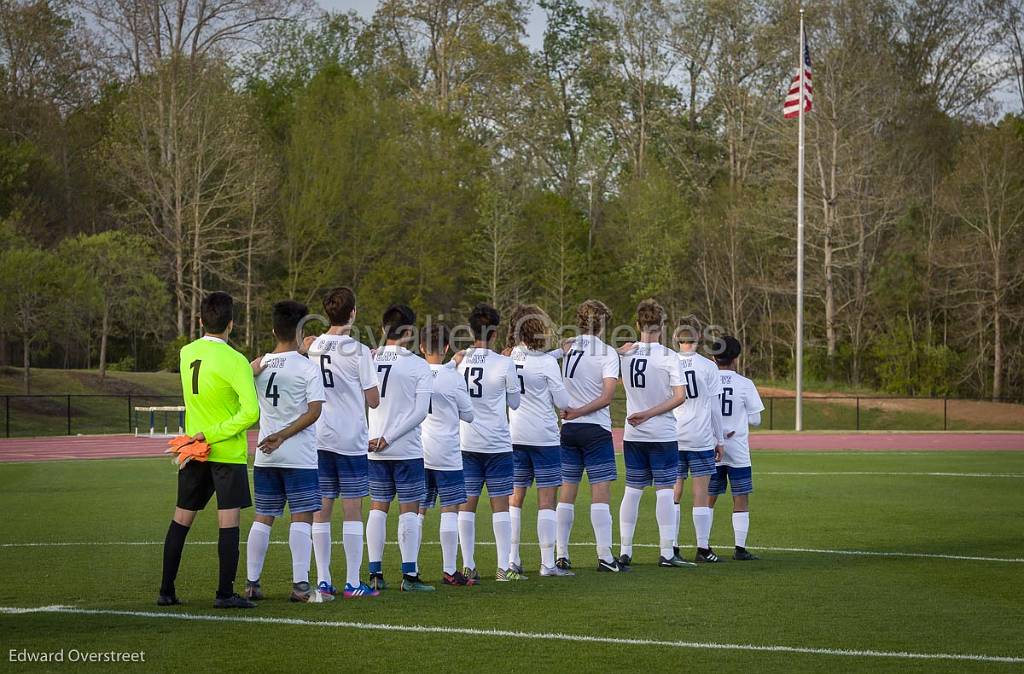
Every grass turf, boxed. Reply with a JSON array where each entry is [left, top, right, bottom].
[[1, 451, 1023, 672]]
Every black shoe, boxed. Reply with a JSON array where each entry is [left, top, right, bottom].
[[156, 594, 183, 607], [659, 554, 696, 568], [617, 553, 632, 568], [597, 557, 628, 572], [696, 547, 721, 563], [673, 545, 681, 558], [555, 557, 572, 571], [214, 593, 257, 609], [734, 546, 759, 561]]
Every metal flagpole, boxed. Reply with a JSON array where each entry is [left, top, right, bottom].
[[795, 9, 805, 432]]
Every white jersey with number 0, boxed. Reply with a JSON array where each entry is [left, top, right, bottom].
[[308, 334, 378, 456], [254, 351, 326, 469], [368, 346, 433, 461], [422, 363, 474, 470], [458, 348, 518, 453], [509, 346, 570, 446], [719, 370, 764, 468], [559, 334, 620, 430], [674, 350, 723, 451], [621, 342, 683, 443]]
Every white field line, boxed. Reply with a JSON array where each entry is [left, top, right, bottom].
[[0, 605, 1020, 664], [0, 539, 1021, 563], [760, 471, 1024, 477]]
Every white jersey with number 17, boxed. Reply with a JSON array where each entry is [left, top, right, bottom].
[[559, 334, 620, 431]]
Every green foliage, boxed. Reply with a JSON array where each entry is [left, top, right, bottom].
[[106, 355, 136, 372], [160, 336, 190, 373], [872, 321, 961, 396]]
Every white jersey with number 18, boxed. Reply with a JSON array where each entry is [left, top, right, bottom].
[[620, 342, 683, 443]]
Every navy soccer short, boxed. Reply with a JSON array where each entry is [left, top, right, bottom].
[[709, 465, 753, 496], [318, 451, 369, 500], [368, 458, 426, 504], [678, 449, 717, 479], [512, 445, 562, 489], [623, 440, 679, 489], [422, 468, 468, 509], [462, 451, 514, 498], [253, 466, 321, 517], [559, 423, 617, 485]]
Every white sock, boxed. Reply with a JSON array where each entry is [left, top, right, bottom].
[[289, 521, 312, 584], [246, 521, 272, 583], [656, 490, 676, 558], [733, 511, 749, 548], [312, 521, 332, 586], [366, 509, 387, 569], [509, 506, 522, 567], [493, 511, 512, 572], [440, 512, 459, 575], [618, 486, 643, 557], [415, 513, 424, 573], [672, 502, 681, 547], [555, 502, 574, 559], [458, 511, 476, 570], [693, 506, 712, 549], [590, 503, 613, 563], [342, 521, 363, 588], [538, 509, 557, 568], [398, 512, 420, 575]]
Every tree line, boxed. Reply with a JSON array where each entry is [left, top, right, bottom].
[[0, 0, 1022, 399]]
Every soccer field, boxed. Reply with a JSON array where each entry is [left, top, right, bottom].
[[1, 451, 1022, 673]]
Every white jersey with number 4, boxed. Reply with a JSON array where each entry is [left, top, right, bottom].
[[458, 348, 518, 454], [719, 370, 764, 468], [368, 346, 433, 461], [674, 350, 723, 451], [422, 363, 474, 471], [308, 334, 378, 456], [559, 334, 620, 430], [254, 351, 326, 469], [621, 342, 683, 443], [509, 346, 570, 447]]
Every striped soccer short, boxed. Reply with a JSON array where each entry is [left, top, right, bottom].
[[623, 440, 679, 489], [709, 465, 753, 496], [253, 466, 321, 517], [512, 444, 562, 489]]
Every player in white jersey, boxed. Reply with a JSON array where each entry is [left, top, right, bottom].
[[366, 304, 435, 592], [306, 287, 380, 599], [506, 305, 575, 577], [417, 323, 477, 586], [617, 299, 691, 569], [709, 335, 764, 561], [456, 303, 523, 582], [671, 314, 726, 563], [553, 300, 623, 573], [244, 301, 325, 603]]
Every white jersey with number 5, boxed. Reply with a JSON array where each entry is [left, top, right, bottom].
[[509, 346, 570, 446], [674, 350, 723, 451], [719, 371, 764, 468], [422, 363, 474, 471], [254, 351, 326, 469], [620, 342, 683, 443], [368, 346, 433, 461], [559, 334, 620, 430], [458, 348, 519, 454], [308, 334, 378, 456]]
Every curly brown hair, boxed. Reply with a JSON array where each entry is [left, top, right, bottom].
[[673, 313, 703, 344], [576, 299, 612, 336], [636, 298, 666, 332], [507, 304, 551, 351]]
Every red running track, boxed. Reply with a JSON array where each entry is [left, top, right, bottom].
[[0, 430, 1021, 462]]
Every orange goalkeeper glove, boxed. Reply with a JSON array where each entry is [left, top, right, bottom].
[[166, 434, 211, 469]]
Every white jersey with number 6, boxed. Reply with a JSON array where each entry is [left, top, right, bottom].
[[509, 346, 570, 446], [308, 334, 377, 456], [620, 342, 683, 443], [368, 346, 433, 461], [559, 334, 620, 431], [674, 350, 723, 451], [719, 371, 764, 468], [422, 362, 474, 471], [458, 348, 519, 454], [254, 351, 326, 469]]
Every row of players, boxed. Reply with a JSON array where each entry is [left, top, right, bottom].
[[156, 289, 763, 607]]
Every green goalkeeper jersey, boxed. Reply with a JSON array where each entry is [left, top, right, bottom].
[[179, 336, 260, 464]]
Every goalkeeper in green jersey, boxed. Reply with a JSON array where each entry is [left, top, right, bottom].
[[158, 291, 260, 609]]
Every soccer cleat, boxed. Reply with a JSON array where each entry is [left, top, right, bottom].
[[659, 554, 697, 568], [443, 571, 472, 586], [244, 580, 263, 600], [696, 547, 721, 563], [617, 553, 632, 568], [539, 564, 575, 577], [597, 557, 628, 572], [509, 561, 525, 575], [461, 567, 481, 584], [555, 557, 572, 571], [316, 581, 338, 599], [213, 593, 257, 609], [673, 545, 681, 558], [400, 575, 436, 592], [289, 581, 314, 603], [368, 572, 388, 591], [495, 568, 527, 581], [344, 581, 381, 598], [156, 594, 183, 607], [734, 546, 760, 561]]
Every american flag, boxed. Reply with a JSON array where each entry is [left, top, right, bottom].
[[783, 37, 812, 119]]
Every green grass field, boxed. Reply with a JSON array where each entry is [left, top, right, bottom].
[[1, 451, 1022, 672]]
